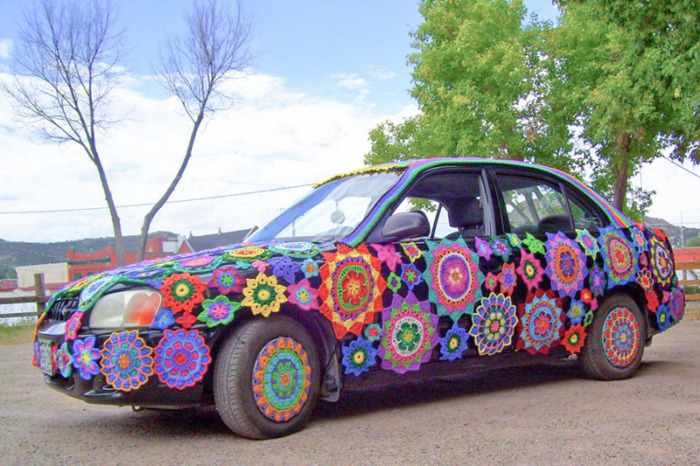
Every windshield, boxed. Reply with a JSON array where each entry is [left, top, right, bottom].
[[248, 172, 402, 244]]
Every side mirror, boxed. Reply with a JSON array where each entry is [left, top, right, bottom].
[[381, 211, 430, 242]]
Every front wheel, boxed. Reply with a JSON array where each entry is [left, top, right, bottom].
[[214, 315, 321, 439], [578, 294, 646, 380]]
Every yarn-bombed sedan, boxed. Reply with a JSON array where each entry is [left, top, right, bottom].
[[34, 158, 685, 439]]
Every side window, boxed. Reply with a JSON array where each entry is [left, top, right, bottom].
[[568, 195, 603, 229], [391, 171, 486, 240], [497, 174, 571, 234]]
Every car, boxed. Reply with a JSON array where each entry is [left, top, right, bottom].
[[34, 157, 686, 439]]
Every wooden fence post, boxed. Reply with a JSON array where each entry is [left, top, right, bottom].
[[34, 273, 46, 315]]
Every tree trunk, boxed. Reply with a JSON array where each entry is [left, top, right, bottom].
[[91, 152, 126, 265], [612, 133, 631, 211], [137, 112, 205, 261]]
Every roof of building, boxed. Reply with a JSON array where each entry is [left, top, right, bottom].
[[186, 229, 252, 252]]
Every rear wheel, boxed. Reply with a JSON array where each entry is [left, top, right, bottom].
[[579, 294, 646, 380], [214, 315, 321, 439]]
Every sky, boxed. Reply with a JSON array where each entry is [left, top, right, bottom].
[[0, 0, 698, 245]]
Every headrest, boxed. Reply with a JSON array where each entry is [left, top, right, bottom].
[[446, 197, 483, 229]]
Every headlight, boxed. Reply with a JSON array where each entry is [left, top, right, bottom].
[[89, 288, 163, 329]]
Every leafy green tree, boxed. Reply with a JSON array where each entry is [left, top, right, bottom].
[[550, 1, 699, 215], [367, 0, 575, 173]]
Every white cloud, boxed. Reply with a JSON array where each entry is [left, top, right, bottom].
[[0, 39, 11, 59], [0, 69, 415, 242], [330, 73, 370, 93], [365, 65, 396, 81]]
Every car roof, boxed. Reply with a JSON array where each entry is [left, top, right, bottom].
[[332, 157, 633, 247]]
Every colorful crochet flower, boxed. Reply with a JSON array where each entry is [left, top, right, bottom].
[[222, 245, 271, 263], [424, 237, 483, 322], [287, 278, 319, 312], [57, 342, 73, 378], [150, 308, 176, 330], [649, 236, 673, 288], [100, 330, 154, 392], [198, 295, 240, 327], [386, 272, 402, 293], [267, 256, 301, 284], [379, 292, 438, 374], [371, 243, 402, 271], [241, 273, 288, 318], [400, 262, 423, 291], [588, 264, 606, 297], [400, 242, 423, 263], [490, 237, 511, 260], [523, 233, 545, 255], [469, 292, 518, 356], [575, 229, 600, 259], [498, 263, 517, 296], [484, 272, 499, 292], [602, 306, 641, 368], [506, 233, 522, 249], [341, 336, 377, 376], [127, 268, 166, 281], [562, 325, 587, 354], [364, 323, 383, 342], [154, 329, 212, 390], [566, 299, 586, 325], [516, 251, 545, 291], [318, 244, 386, 339], [636, 268, 654, 293], [251, 260, 268, 273], [583, 310, 595, 327], [545, 232, 587, 299], [656, 305, 671, 331], [598, 226, 637, 288], [668, 288, 685, 322], [474, 237, 492, 260], [251, 336, 313, 423], [579, 288, 598, 311], [173, 255, 222, 273], [160, 273, 207, 314], [71, 336, 100, 380], [269, 241, 320, 258], [629, 226, 648, 255], [208, 267, 245, 295], [301, 258, 320, 278], [516, 290, 564, 355], [64, 312, 84, 342], [439, 321, 469, 361]]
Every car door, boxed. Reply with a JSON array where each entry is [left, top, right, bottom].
[[488, 167, 607, 356]]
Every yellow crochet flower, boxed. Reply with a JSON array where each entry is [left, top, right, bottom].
[[241, 273, 288, 318]]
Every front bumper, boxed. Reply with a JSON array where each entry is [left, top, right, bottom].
[[36, 323, 210, 409]]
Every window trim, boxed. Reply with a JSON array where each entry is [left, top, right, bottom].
[[490, 167, 606, 236], [365, 165, 494, 243]]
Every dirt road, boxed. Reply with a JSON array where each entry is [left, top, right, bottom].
[[1, 322, 698, 465]]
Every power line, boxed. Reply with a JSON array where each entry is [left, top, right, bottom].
[[0, 183, 313, 215], [661, 155, 700, 180]]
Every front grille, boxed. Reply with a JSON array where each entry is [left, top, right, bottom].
[[47, 297, 80, 322]]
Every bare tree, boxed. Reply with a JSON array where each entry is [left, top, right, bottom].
[[138, 0, 252, 259], [1, 0, 128, 264]]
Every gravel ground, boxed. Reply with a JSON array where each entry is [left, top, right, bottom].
[[1, 322, 698, 466]]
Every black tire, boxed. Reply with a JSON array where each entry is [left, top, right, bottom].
[[579, 294, 646, 380], [213, 315, 321, 439]]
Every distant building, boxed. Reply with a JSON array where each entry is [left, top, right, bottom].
[[67, 233, 191, 281], [182, 228, 253, 252], [16, 263, 69, 292]]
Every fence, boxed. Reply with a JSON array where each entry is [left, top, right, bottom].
[[676, 259, 700, 302], [0, 273, 48, 321]]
